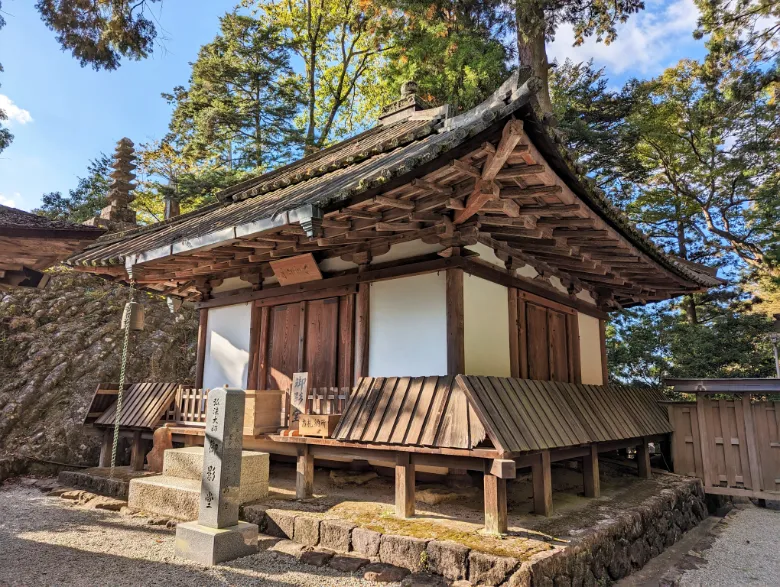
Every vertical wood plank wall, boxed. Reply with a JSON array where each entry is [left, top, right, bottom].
[[507, 288, 582, 383], [668, 397, 780, 500]]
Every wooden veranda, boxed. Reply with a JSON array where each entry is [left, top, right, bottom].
[[273, 375, 673, 533]]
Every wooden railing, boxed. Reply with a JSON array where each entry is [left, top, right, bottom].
[[164, 387, 208, 425], [306, 387, 351, 415], [666, 390, 780, 501]]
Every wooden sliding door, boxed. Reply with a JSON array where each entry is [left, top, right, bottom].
[[248, 288, 356, 391], [510, 289, 581, 383]]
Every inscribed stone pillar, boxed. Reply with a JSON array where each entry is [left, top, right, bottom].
[[199, 387, 245, 529]]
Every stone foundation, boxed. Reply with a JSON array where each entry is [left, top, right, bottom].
[[242, 477, 708, 586], [58, 469, 136, 499]]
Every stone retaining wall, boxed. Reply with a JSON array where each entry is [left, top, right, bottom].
[[242, 477, 707, 586], [58, 470, 129, 500]]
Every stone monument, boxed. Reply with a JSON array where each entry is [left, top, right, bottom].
[[174, 387, 259, 565]]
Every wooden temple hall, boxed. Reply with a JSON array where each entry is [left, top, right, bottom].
[[69, 72, 722, 532]]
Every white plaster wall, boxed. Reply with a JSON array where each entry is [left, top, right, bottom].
[[463, 275, 511, 376], [371, 239, 445, 264], [203, 303, 252, 390], [368, 272, 447, 377], [211, 276, 252, 294], [466, 242, 540, 278], [578, 312, 604, 385]]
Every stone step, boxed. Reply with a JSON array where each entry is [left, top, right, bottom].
[[163, 447, 269, 487], [128, 474, 268, 521]]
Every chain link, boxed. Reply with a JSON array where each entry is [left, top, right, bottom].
[[110, 278, 135, 479]]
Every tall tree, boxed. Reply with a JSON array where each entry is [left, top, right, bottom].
[[34, 154, 112, 222], [0, 4, 11, 153], [378, 0, 512, 113], [513, 0, 645, 112], [164, 13, 300, 172], [248, 0, 399, 152], [625, 60, 780, 278], [35, 0, 160, 70]]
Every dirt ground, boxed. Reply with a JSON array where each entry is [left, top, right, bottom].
[[0, 483, 394, 587], [249, 457, 695, 560]]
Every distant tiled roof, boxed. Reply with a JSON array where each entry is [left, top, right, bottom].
[[0, 204, 104, 238]]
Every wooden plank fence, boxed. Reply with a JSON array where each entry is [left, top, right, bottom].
[[667, 395, 780, 500]]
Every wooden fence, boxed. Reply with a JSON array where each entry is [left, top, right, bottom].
[[666, 392, 780, 500]]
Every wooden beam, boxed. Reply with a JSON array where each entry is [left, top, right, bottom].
[[130, 430, 145, 471], [500, 185, 563, 200], [395, 452, 415, 518], [296, 444, 314, 499], [99, 429, 112, 468], [354, 280, 370, 380], [446, 268, 465, 375], [583, 444, 600, 498], [454, 179, 500, 225], [481, 120, 524, 181], [495, 164, 546, 181], [374, 196, 416, 210], [484, 473, 508, 534], [532, 450, 553, 516], [637, 440, 652, 479]]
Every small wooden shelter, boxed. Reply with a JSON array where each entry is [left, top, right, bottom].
[[0, 204, 103, 289], [70, 71, 722, 531]]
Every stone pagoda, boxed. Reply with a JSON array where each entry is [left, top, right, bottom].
[[84, 137, 138, 231]]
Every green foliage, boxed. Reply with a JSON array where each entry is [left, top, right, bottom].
[[34, 154, 112, 223], [164, 13, 302, 171], [246, 0, 400, 151], [0, 3, 10, 154], [377, 0, 511, 112], [608, 305, 777, 386], [34, 0, 160, 70]]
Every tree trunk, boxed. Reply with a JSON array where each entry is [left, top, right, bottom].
[[676, 215, 698, 325], [515, 0, 553, 113]]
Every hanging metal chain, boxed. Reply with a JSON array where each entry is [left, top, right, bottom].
[[110, 276, 135, 479]]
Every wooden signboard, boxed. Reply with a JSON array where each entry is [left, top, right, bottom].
[[270, 253, 322, 286], [290, 372, 309, 414], [299, 414, 341, 438]]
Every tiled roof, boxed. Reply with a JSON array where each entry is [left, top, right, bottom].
[[0, 204, 104, 237]]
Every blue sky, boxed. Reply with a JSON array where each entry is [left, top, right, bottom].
[[0, 0, 706, 212]]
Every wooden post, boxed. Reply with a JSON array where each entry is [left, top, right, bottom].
[[446, 268, 465, 375], [741, 394, 764, 492], [195, 308, 208, 389], [98, 429, 112, 468], [354, 281, 370, 380], [484, 470, 508, 534], [532, 450, 553, 516], [583, 444, 600, 498], [130, 430, 145, 471], [637, 439, 652, 479], [395, 452, 415, 518], [296, 444, 314, 499], [695, 395, 713, 488]]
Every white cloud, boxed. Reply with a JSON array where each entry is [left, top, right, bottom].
[[0, 192, 19, 208], [0, 94, 33, 125], [547, 0, 702, 76]]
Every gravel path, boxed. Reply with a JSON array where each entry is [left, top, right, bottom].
[[678, 504, 780, 587], [0, 485, 396, 587]]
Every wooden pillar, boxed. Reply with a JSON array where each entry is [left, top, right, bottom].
[[296, 444, 314, 499], [583, 444, 600, 498], [395, 453, 415, 518], [130, 430, 145, 471], [446, 268, 465, 375], [98, 429, 112, 468], [484, 472, 508, 534], [637, 439, 652, 479], [195, 308, 208, 390], [532, 450, 553, 516], [598, 318, 608, 384], [354, 281, 370, 380]]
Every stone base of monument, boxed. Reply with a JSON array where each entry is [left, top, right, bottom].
[[128, 447, 269, 520], [175, 520, 259, 566]]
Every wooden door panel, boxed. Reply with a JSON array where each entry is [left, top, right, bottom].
[[266, 303, 302, 390], [305, 297, 339, 388], [526, 303, 550, 380], [547, 310, 570, 382]]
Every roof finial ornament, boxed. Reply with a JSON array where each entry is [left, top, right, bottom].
[[400, 80, 418, 98]]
